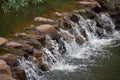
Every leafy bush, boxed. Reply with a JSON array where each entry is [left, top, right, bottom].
[[1, 0, 45, 13]]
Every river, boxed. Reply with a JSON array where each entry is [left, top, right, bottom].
[[0, 1, 120, 80]]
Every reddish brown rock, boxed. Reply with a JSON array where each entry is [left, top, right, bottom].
[[76, 36, 84, 45], [34, 17, 55, 23], [0, 37, 8, 46]]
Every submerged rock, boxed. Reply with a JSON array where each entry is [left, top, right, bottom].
[[0, 37, 8, 46]]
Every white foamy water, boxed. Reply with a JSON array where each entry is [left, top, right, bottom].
[[51, 62, 78, 72]]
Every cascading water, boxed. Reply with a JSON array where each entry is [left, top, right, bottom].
[[18, 12, 120, 80]]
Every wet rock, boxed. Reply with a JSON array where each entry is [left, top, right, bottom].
[[97, 13, 115, 34], [36, 24, 57, 36], [70, 14, 79, 23], [0, 74, 16, 80], [0, 60, 12, 76], [74, 9, 96, 19], [12, 67, 27, 80], [80, 29, 88, 39], [0, 37, 8, 46], [6, 41, 23, 48], [29, 55, 42, 64], [39, 63, 49, 71], [76, 36, 84, 45], [34, 17, 55, 23], [0, 54, 17, 67], [96, 27, 104, 38]]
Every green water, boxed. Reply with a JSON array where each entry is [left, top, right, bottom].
[[0, 0, 81, 37]]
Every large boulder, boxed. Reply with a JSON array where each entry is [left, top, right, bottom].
[[0, 37, 8, 46]]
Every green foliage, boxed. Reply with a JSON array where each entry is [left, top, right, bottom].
[[1, 0, 45, 13]]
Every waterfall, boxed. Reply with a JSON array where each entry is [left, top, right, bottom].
[[18, 12, 120, 80]]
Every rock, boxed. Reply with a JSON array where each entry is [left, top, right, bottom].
[[12, 67, 27, 80], [0, 54, 17, 67], [33, 50, 43, 58], [96, 0, 116, 10], [59, 32, 74, 43], [6, 41, 23, 48], [22, 46, 34, 55], [70, 14, 79, 23], [39, 63, 49, 71], [0, 60, 12, 76], [110, 13, 120, 30], [36, 24, 57, 35], [54, 12, 63, 17], [34, 17, 55, 23], [97, 13, 115, 34], [77, 1, 101, 8], [0, 74, 16, 80], [14, 33, 27, 37], [29, 55, 42, 64], [0, 37, 8, 46], [76, 36, 84, 45]]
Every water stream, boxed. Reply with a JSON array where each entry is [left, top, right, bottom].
[[18, 12, 120, 80]]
